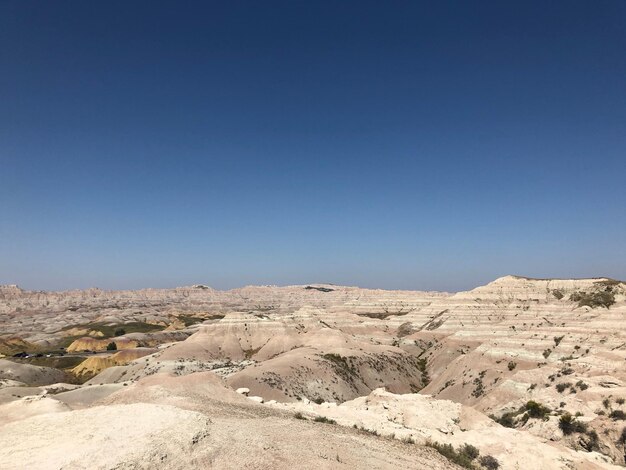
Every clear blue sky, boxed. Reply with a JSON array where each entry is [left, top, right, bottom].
[[1, 1, 625, 292]]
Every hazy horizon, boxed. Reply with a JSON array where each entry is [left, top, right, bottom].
[[4, 273, 626, 295], [2, 1, 625, 292]]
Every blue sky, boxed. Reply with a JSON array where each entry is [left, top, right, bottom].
[[1, 1, 625, 292]]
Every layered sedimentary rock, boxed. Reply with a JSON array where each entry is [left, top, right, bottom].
[[1, 276, 625, 468]]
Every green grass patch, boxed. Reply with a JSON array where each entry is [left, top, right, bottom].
[[60, 321, 165, 339], [313, 416, 336, 424], [176, 315, 207, 326], [7, 355, 84, 370]]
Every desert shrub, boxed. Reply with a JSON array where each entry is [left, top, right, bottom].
[[556, 382, 572, 393], [552, 290, 564, 300], [524, 401, 551, 419], [508, 361, 517, 371], [603, 397, 612, 409], [492, 412, 515, 428], [425, 441, 478, 469], [554, 336, 565, 346], [543, 349, 552, 359], [114, 328, 126, 336], [570, 290, 615, 309], [559, 413, 587, 435], [294, 412, 306, 420], [479, 455, 500, 469], [106, 342, 117, 351], [576, 380, 589, 391], [472, 371, 486, 398], [459, 444, 479, 461], [358, 426, 379, 436], [313, 416, 336, 424], [617, 398, 626, 405], [397, 322, 414, 338], [584, 430, 600, 452], [618, 427, 626, 445], [610, 410, 626, 420]]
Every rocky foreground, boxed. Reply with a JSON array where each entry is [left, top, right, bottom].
[[1, 276, 625, 469]]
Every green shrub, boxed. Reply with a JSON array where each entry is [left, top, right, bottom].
[[114, 328, 126, 336], [559, 413, 587, 435], [459, 444, 479, 461], [491, 412, 515, 428], [313, 416, 336, 424], [479, 455, 500, 469], [584, 430, 600, 452], [106, 342, 117, 351], [425, 441, 478, 469], [610, 410, 626, 420], [556, 382, 572, 393], [524, 401, 551, 419], [570, 290, 615, 309], [508, 361, 517, 371]]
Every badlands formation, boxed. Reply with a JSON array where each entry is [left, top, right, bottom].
[[1, 276, 625, 469]]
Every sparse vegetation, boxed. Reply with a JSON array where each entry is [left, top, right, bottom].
[[106, 342, 117, 351], [610, 410, 626, 420], [425, 441, 479, 469], [60, 321, 165, 342], [490, 400, 552, 428], [479, 455, 500, 469], [556, 382, 572, 393], [305, 286, 334, 293], [525, 401, 551, 419], [582, 430, 600, 452], [472, 370, 486, 397], [507, 361, 517, 371], [313, 416, 336, 424], [177, 315, 211, 326], [558, 413, 587, 435], [569, 289, 616, 309], [417, 357, 430, 386]]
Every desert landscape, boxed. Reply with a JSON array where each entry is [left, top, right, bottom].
[[3, 1, 624, 469], [1, 276, 625, 469]]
